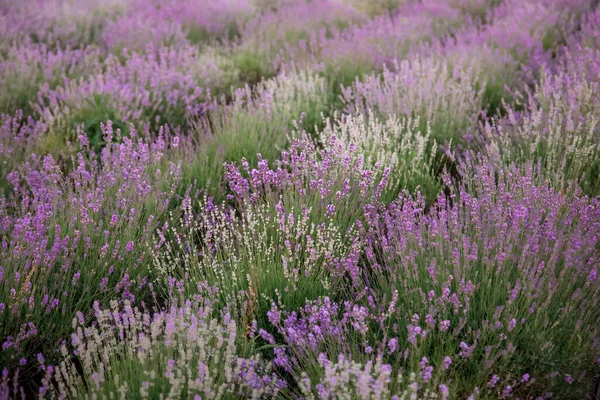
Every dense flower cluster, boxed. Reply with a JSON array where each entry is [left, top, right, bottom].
[[48, 292, 285, 399], [1, 0, 599, 398]]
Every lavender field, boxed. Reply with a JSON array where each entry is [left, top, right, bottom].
[[1, 0, 600, 398]]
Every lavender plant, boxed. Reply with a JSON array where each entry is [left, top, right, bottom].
[[0, 113, 47, 190], [320, 111, 441, 203], [314, 4, 465, 90], [35, 46, 214, 149], [480, 45, 600, 195], [368, 161, 599, 397], [298, 354, 448, 399], [46, 294, 285, 399], [177, 68, 328, 198], [231, 0, 362, 86], [0, 122, 180, 373], [263, 159, 600, 399], [153, 136, 387, 328], [341, 56, 483, 144], [0, 43, 101, 116]]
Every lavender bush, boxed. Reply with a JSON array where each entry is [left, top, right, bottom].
[[0, 42, 101, 117], [0, 122, 181, 373], [153, 136, 386, 322], [341, 56, 484, 144], [319, 111, 440, 203], [264, 161, 600, 398], [46, 292, 285, 399], [1, 0, 599, 398], [479, 11, 600, 196]]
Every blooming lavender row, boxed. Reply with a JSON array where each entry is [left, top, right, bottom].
[[1, 0, 600, 398]]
